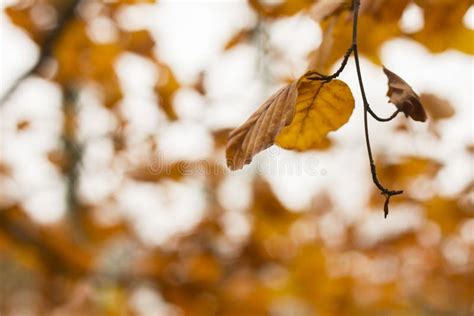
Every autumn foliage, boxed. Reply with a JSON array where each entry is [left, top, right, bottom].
[[0, 0, 473, 315]]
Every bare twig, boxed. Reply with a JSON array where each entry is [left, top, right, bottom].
[[0, 0, 82, 105], [305, 0, 403, 217], [307, 46, 354, 82], [368, 108, 401, 122], [351, 0, 403, 217]]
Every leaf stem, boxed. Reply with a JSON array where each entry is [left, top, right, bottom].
[[351, 0, 402, 217]]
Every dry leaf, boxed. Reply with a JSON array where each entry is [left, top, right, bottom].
[[383, 66, 427, 122], [226, 82, 298, 170], [275, 73, 354, 151], [419, 93, 455, 121]]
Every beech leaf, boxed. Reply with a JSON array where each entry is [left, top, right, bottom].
[[383, 66, 427, 122], [226, 82, 298, 170], [226, 73, 355, 169], [275, 73, 354, 151]]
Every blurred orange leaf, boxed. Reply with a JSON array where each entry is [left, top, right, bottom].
[[420, 93, 455, 121], [412, 0, 473, 54], [378, 156, 443, 188]]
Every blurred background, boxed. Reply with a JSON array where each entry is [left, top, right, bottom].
[[0, 0, 473, 315]]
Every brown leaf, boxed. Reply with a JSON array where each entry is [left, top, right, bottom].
[[383, 66, 427, 122], [419, 93, 455, 121], [411, 0, 473, 55], [226, 82, 298, 170]]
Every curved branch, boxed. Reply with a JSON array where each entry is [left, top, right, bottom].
[[351, 0, 403, 217], [307, 46, 354, 82], [368, 108, 401, 122]]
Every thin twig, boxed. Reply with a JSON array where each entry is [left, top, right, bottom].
[[351, 0, 403, 217], [304, 0, 403, 216], [307, 46, 354, 81], [0, 0, 82, 105], [368, 108, 401, 122]]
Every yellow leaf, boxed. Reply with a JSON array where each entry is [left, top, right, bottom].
[[275, 74, 354, 151]]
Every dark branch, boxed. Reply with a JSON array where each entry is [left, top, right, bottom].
[[307, 46, 354, 82], [351, 0, 403, 217], [368, 108, 401, 122], [0, 0, 82, 105]]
